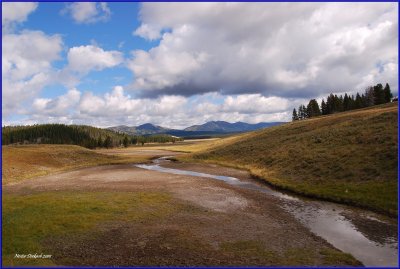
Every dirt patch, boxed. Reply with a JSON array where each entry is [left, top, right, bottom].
[[4, 163, 254, 215], [44, 203, 358, 266], [45, 224, 231, 266], [173, 185, 249, 212]]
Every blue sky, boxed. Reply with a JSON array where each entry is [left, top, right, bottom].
[[2, 2, 398, 128], [27, 3, 152, 52], [17, 2, 149, 98]]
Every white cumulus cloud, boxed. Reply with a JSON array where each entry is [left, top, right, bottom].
[[2, 2, 38, 32], [32, 89, 81, 117], [2, 30, 63, 117], [66, 45, 123, 74], [133, 23, 162, 40], [64, 2, 111, 24], [222, 95, 289, 114]]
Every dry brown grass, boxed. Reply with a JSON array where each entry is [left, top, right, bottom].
[[2, 144, 152, 184], [127, 136, 246, 153]]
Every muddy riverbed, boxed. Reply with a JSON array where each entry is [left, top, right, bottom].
[[4, 150, 397, 266]]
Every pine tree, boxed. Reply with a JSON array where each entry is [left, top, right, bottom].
[[365, 86, 375, 107], [103, 136, 112, 148], [306, 99, 321, 117], [298, 105, 303, 120], [292, 108, 299, 121], [354, 93, 363, 109], [348, 95, 355, 110], [383, 83, 393, 103], [373, 83, 385, 105], [338, 95, 344, 112], [343, 93, 350, 111], [97, 136, 103, 147], [321, 99, 328, 115], [123, 136, 129, 148], [302, 105, 308, 119], [326, 94, 335, 114]]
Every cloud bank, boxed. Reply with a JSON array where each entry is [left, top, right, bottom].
[[129, 2, 398, 99]]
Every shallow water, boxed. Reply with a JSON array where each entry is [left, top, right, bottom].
[[136, 158, 398, 267]]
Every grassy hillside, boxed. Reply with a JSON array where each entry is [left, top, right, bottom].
[[192, 103, 398, 216], [2, 145, 152, 184]]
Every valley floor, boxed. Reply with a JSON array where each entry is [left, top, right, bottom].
[[2, 145, 397, 267], [2, 148, 363, 267]]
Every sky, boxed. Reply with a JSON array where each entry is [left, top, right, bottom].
[[2, 2, 398, 128]]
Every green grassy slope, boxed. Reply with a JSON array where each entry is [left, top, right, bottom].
[[193, 103, 398, 216]]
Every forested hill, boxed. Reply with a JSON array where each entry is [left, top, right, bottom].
[[2, 124, 181, 149]]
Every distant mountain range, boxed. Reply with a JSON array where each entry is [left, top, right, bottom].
[[183, 121, 283, 132], [108, 123, 170, 136], [108, 121, 286, 138]]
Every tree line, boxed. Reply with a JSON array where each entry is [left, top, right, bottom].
[[292, 83, 394, 121], [2, 124, 182, 149]]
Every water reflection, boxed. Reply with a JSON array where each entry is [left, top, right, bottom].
[[135, 159, 398, 267]]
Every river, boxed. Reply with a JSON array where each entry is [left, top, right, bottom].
[[136, 157, 398, 267]]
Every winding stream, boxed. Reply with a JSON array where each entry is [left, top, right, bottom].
[[136, 157, 398, 267]]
